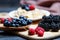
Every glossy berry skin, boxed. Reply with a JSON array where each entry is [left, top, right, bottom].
[[19, 16, 24, 19], [21, 4, 29, 9], [7, 18, 12, 22], [4, 21, 11, 27], [51, 23, 59, 32], [23, 17, 27, 21], [3, 16, 32, 27], [18, 21, 21, 24], [15, 24, 20, 27], [11, 24, 16, 27], [16, 18, 20, 21], [27, 19, 32, 24], [35, 27, 45, 33], [28, 28, 35, 35], [21, 20, 27, 26], [19, 19, 24, 22], [37, 30, 44, 37], [0, 18, 5, 23], [12, 20, 16, 24], [29, 5, 35, 10], [25, 6, 30, 11]]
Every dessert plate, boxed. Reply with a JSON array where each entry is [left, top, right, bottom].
[[8, 9, 50, 21]]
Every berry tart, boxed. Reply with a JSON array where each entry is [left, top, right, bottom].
[[0, 16, 32, 31], [9, 4, 50, 21]]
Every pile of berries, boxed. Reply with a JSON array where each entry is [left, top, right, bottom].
[[38, 15, 60, 32], [0, 18, 12, 23], [0, 16, 32, 27], [21, 4, 35, 11], [28, 27, 45, 37]]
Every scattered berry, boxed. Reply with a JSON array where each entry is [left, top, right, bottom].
[[28, 28, 35, 35], [35, 27, 45, 33], [37, 30, 44, 37]]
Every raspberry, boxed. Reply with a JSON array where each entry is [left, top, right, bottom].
[[0, 18, 5, 23], [37, 30, 44, 37], [35, 27, 45, 34], [7, 18, 12, 22], [29, 5, 35, 10], [28, 28, 35, 35]]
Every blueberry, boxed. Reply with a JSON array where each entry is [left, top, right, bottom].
[[19, 18, 24, 22], [11, 24, 16, 27], [27, 19, 32, 24], [19, 16, 24, 19], [21, 4, 29, 9], [18, 21, 21, 24], [4, 21, 11, 27], [15, 24, 20, 27], [21, 20, 27, 26], [25, 7, 30, 11], [16, 18, 20, 21], [4, 21, 8, 26], [12, 20, 16, 24], [13, 18, 17, 20], [4, 19, 9, 21], [23, 17, 27, 21]]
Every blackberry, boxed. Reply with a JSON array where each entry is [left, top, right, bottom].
[[42, 15, 52, 23], [43, 23, 50, 31], [38, 22, 50, 31], [53, 15, 60, 22], [51, 22, 59, 32]]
